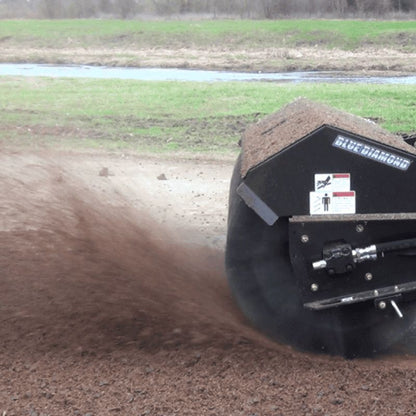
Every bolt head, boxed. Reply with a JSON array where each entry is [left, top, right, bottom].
[[356, 224, 364, 233], [365, 272, 373, 281], [311, 283, 319, 292], [378, 301, 387, 310], [301, 234, 309, 243]]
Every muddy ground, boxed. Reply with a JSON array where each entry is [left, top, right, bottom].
[[2, 148, 416, 415]]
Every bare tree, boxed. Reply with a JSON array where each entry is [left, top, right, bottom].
[[330, 0, 348, 14], [261, 0, 287, 18], [179, 0, 191, 13], [39, 0, 63, 18], [392, 0, 415, 12], [118, 0, 137, 17], [356, 0, 394, 14], [99, 0, 113, 15]]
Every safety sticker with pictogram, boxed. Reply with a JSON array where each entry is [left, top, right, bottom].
[[314, 173, 350, 192], [310, 173, 356, 215]]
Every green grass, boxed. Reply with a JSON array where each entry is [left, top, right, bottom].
[[0, 19, 415, 50], [0, 77, 415, 155]]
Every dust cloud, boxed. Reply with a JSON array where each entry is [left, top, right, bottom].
[[0, 150, 264, 358]]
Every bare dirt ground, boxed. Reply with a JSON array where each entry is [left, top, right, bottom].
[[2, 45, 416, 74], [2, 147, 416, 415]]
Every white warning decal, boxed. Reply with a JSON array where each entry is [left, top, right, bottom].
[[314, 173, 350, 192], [310, 191, 356, 215], [310, 173, 356, 215]]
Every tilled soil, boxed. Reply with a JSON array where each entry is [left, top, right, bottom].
[[2, 149, 416, 416]]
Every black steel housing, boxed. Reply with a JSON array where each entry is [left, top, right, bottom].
[[238, 125, 416, 310], [242, 126, 416, 218]]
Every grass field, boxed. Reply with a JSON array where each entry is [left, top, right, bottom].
[[1, 19, 414, 155], [1, 77, 415, 155], [1, 19, 415, 50], [0, 19, 415, 72]]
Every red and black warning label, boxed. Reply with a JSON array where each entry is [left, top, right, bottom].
[[310, 173, 355, 215]]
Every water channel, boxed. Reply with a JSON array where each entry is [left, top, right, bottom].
[[1, 63, 415, 84]]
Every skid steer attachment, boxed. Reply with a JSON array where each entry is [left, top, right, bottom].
[[225, 98, 416, 357]]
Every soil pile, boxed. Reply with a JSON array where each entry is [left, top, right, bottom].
[[2, 150, 416, 415]]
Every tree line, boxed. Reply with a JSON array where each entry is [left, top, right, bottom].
[[0, 0, 414, 19]]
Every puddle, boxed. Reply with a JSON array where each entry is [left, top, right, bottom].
[[1, 63, 415, 84]]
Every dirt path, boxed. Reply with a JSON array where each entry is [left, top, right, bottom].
[[2, 149, 416, 415]]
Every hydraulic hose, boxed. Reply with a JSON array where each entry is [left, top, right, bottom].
[[376, 237, 416, 254], [313, 237, 416, 271]]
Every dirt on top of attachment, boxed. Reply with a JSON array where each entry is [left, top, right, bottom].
[[241, 97, 416, 176]]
